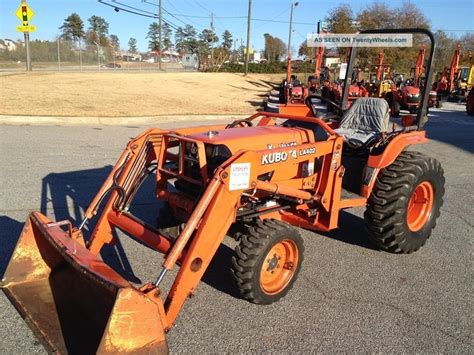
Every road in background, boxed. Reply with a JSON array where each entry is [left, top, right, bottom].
[[0, 103, 472, 353]]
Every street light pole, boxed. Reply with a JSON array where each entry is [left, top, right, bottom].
[[286, 2, 298, 84], [287, 2, 298, 61]]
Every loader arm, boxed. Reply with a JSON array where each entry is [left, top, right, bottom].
[[376, 50, 385, 82], [3, 112, 350, 352], [448, 43, 461, 93], [414, 46, 426, 86], [314, 46, 324, 78]]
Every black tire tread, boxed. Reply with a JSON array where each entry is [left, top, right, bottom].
[[364, 151, 445, 254], [230, 219, 304, 304]]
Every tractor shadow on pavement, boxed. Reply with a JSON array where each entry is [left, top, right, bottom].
[[0, 216, 24, 278], [37, 166, 243, 298], [40, 166, 142, 284], [326, 210, 378, 251]]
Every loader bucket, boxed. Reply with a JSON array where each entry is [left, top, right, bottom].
[[1, 212, 168, 354]]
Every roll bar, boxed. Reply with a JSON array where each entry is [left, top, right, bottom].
[[341, 28, 436, 130]]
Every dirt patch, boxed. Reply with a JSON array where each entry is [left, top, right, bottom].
[[0, 72, 282, 117]]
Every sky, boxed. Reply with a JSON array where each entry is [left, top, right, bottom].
[[0, 0, 473, 53]]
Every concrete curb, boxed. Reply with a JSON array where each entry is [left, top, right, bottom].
[[0, 114, 251, 126]]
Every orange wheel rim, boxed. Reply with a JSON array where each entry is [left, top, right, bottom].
[[259, 239, 299, 295], [407, 181, 434, 232]]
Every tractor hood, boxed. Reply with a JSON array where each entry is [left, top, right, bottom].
[[187, 125, 310, 152], [403, 85, 420, 95]]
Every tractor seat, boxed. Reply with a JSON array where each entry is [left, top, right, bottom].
[[334, 97, 390, 148], [291, 79, 302, 87]]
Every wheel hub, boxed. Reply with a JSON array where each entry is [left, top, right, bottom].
[[259, 239, 299, 295], [407, 181, 434, 232], [266, 254, 280, 272]]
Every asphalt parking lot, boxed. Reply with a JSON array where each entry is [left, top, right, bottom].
[[0, 102, 472, 353]]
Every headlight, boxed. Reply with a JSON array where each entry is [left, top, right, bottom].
[[407, 93, 420, 98]]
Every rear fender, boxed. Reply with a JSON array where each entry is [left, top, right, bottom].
[[361, 131, 428, 197]]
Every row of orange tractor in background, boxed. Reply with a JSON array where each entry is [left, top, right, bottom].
[[266, 43, 474, 117]]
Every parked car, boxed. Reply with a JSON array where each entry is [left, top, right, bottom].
[[102, 63, 121, 69]]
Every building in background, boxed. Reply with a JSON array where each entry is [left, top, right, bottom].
[[0, 39, 21, 51]]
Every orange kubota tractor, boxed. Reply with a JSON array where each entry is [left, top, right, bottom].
[[2, 29, 445, 354], [266, 57, 309, 115], [368, 50, 400, 114], [397, 46, 426, 115], [436, 43, 461, 103], [308, 46, 325, 94]]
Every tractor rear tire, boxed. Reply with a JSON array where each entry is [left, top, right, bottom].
[[365, 151, 445, 254], [231, 219, 304, 305]]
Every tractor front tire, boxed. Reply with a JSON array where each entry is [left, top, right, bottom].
[[231, 219, 304, 305], [365, 151, 445, 253]]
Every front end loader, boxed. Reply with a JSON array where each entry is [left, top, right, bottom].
[[2, 29, 445, 354]]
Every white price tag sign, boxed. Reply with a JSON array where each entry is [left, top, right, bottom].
[[229, 163, 251, 191]]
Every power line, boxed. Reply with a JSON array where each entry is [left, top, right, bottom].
[[111, 0, 156, 16], [164, 0, 208, 27], [142, 0, 195, 27], [193, 0, 211, 13], [112, 0, 181, 29], [97, 0, 180, 30], [252, 7, 289, 31], [252, 18, 315, 26], [98, 0, 157, 19]]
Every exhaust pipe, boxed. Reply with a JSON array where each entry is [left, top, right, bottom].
[[1, 212, 168, 354]]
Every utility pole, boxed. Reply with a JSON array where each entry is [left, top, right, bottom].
[[210, 13, 215, 68], [244, 0, 252, 75], [158, 0, 162, 70]]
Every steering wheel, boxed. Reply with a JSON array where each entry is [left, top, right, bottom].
[[305, 94, 342, 118], [226, 119, 254, 128]]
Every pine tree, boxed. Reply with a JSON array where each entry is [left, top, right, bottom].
[[128, 37, 138, 54], [59, 13, 85, 42], [87, 16, 109, 46], [109, 34, 120, 50], [222, 30, 233, 52], [163, 23, 173, 50], [147, 22, 160, 51]]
